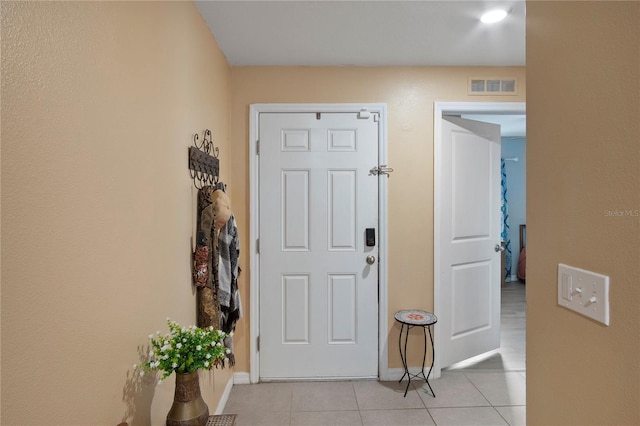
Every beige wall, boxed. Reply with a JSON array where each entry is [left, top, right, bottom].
[[5, 1, 636, 424], [229, 67, 526, 371], [526, 2, 640, 425], [1, 2, 233, 425]]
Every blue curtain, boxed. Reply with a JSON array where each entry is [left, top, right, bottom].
[[500, 159, 512, 280]]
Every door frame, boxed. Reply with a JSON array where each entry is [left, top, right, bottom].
[[433, 101, 526, 377], [249, 103, 389, 383]]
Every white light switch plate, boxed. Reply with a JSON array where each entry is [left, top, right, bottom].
[[557, 263, 610, 325]]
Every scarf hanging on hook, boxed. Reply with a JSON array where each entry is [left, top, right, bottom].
[[193, 182, 240, 366], [195, 186, 222, 334], [214, 183, 241, 366]]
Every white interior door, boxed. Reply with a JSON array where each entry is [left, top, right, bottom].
[[438, 116, 502, 367], [258, 111, 379, 379]]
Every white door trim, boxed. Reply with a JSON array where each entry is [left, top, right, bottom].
[[433, 101, 526, 377], [249, 103, 389, 383]]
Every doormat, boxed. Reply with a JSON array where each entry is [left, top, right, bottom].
[[206, 414, 236, 426]]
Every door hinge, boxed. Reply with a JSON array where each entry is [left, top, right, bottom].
[[256, 238, 260, 254], [256, 335, 260, 351], [256, 140, 260, 155]]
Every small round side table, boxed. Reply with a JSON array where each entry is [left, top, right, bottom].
[[394, 309, 437, 397]]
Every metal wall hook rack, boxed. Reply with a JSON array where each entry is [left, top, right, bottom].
[[188, 129, 220, 189]]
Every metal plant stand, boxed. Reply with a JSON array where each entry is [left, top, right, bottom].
[[395, 310, 438, 398]]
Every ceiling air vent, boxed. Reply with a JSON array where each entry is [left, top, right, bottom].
[[468, 77, 518, 96]]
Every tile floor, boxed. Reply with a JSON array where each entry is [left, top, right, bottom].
[[223, 282, 526, 426]]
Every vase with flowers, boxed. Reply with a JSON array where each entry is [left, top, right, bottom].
[[136, 319, 230, 426]]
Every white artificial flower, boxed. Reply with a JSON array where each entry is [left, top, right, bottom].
[[205, 353, 211, 359], [229, 331, 234, 337], [196, 345, 202, 351], [172, 362, 178, 368], [176, 343, 182, 349], [182, 338, 187, 342], [216, 342, 222, 347], [149, 351, 154, 357], [162, 355, 169, 360], [204, 361, 209, 368], [209, 326, 214, 331], [226, 349, 231, 354]]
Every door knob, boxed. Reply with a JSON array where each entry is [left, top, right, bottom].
[[366, 255, 376, 265], [494, 244, 505, 252]]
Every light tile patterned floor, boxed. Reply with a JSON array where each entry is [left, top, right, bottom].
[[223, 282, 526, 425]]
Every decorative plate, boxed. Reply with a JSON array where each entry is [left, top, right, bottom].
[[394, 310, 437, 325]]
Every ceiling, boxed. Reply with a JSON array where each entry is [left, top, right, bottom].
[[195, 1, 527, 136], [195, 0, 526, 67]]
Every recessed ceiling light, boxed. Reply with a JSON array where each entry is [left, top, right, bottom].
[[481, 9, 508, 24]]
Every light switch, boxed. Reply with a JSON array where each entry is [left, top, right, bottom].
[[557, 263, 610, 326], [561, 272, 572, 301]]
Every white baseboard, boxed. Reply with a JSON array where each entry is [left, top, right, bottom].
[[214, 374, 235, 415], [227, 370, 438, 386], [233, 371, 251, 384]]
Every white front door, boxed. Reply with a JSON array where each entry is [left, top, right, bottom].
[[258, 111, 379, 379], [438, 116, 502, 367]]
